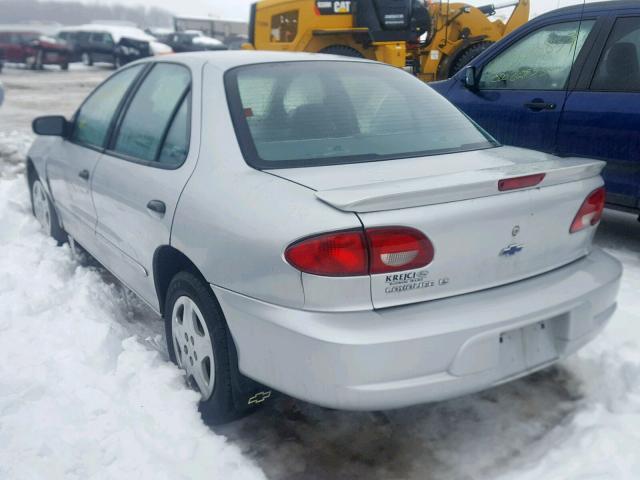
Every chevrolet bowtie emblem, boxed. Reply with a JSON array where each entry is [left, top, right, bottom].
[[248, 391, 272, 405], [500, 244, 524, 257]]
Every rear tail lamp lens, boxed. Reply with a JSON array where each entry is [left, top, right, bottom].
[[285, 230, 368, 277], [285, 227, 434, 277], [366, 227, 434, 274], [570, 187, 606, 233]]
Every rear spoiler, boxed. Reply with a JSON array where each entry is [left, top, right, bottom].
[[316, 158, 605, 213]]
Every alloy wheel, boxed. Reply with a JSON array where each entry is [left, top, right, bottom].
[[171, 296, 216, 400], [32, 180, 51, 233]]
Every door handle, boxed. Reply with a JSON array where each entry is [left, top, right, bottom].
[[78, 169, 90, 181], [524, 101, 556, 111], [146, 200, 166, 216]]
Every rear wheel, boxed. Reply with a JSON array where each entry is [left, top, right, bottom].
[[164, 272, 260, 424], [60, 61, 69, 71], [449, 41, 493, 77], [30, 178, 67, 244], [319, 45, 365, 58]]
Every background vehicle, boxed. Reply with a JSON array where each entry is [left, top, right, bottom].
[[432, 0, 640, 218], [158, 30, 228, 52], [27, 52, 621, 424], [58, 25, 172, 68], [173, 15, 249, 47], [0, 48, 4, 73], [245, 0, 530, 80], [0, 31, 70, 70]]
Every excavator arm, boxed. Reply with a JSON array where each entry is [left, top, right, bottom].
[[503, 0, 530, 36]]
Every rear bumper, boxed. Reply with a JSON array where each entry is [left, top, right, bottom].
[[213, 248, 622, 411]]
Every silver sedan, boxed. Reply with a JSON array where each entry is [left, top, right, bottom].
[[27, 52, 622, 424]]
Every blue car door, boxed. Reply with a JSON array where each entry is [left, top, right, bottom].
[[447, 18, 597, 152], [558, 14, 640, 210]]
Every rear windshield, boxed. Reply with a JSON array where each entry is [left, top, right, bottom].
[[225, 61, 496, 169]]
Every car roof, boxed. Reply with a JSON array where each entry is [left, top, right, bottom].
[[148, 50, 374, 71], [58, 24, 155, 43], [537, 0, 639, 19]]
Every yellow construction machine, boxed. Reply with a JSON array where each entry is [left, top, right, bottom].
[[245, 0, 530, 81]]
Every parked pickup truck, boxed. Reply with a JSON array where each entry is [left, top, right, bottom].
[[0, 31, 71, 70]]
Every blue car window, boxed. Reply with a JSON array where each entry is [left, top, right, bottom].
[[591, 17, 640, 92], [479, 21, 595, 90]]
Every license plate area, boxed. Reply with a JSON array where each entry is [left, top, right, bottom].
[[499, 319, 559, 375]]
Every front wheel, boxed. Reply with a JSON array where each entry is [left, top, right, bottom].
[[30, 178, 67, 244], [448, 41, 493, 78], [164, 272, 263, 424]]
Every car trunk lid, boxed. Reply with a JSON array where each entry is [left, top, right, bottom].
[[269, 147, 606, 309]]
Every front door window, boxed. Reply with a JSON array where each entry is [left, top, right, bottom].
[[479, 21, 595, 90]]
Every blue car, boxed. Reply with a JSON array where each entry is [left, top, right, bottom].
[[431, 0, 640, 218]]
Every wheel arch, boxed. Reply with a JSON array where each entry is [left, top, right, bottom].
[[26, 157, 38, 187], [154, 245, 268, 411], [153, 245, 208, 316]]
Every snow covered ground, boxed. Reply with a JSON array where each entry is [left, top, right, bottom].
[[1, 67, 639, 480]]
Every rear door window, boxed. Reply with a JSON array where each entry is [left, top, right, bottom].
[[591, 17, 640, 92], [91, 32, 114, 46], [158, 93, 191, 167], [479, 21, 595, 90], [71, 64, 145, 148], [112, 63, 191, 165]]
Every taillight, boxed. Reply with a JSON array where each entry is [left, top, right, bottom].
[[570, 187, 606, 233], [285, 230, 368, 277], [366, 227, 434, 274], [498, 174, 546, 192], [285, 227, 434, 277]]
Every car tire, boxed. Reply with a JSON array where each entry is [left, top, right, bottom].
[[114, 55, 122, 69], [319, 45, 365, 58], [30, 177, 67, 245], [60, 62, 69, 71], [448, 41, 493, 78], [81, 52, 93, 67], [164, 271, 250, 425]]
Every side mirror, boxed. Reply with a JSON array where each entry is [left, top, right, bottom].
[[32, 115, 69, 137], [463, 66, 479, 91]]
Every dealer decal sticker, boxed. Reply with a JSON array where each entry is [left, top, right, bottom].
[[384, 271, 450, 294]]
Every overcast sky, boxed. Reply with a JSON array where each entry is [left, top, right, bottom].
[[111, 0, 610, 21]]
